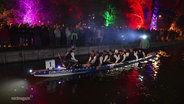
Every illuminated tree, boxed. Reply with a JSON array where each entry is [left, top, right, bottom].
[[124, 0, 153, 29], [18, 0, 42, 25], [0, 8, 19, 24], [150, 0, 159, 30], [102, 5, 116, 27]]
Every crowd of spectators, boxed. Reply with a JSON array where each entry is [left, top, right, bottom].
[[0, 23, 183, 49]]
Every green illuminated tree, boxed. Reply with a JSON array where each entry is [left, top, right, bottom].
[[102, 5, 116, 27]]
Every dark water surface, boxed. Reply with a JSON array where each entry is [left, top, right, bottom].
[[0, 45, 184, 104]]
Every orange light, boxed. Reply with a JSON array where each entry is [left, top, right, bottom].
[[158, 15, 162, 18]]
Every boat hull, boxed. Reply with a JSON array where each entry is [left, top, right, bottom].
[[32, 54, 158, 77]]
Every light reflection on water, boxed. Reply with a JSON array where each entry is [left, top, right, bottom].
[[0, 78, 34, 103], [0, 56, 162, 104]]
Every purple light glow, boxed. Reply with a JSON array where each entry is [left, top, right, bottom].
[[149, 0, 159, 30], [19, 0, 42, 25]]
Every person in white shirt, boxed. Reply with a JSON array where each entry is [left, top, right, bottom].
[[54, 25, 61, 47], [64, 48, 78, 68], [83, 50, 97, 67], [65, 27, 71, 47], [114, 49, 121, 63]]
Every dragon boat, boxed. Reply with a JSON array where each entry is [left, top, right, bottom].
[[30, 53, 159, 77]]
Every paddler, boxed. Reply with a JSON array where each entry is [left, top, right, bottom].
[[83, 50, 97, 67]]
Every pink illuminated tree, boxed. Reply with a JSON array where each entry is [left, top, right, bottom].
[[19, 0, 46, 25]]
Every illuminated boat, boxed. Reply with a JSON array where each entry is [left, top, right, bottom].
[[30, 54, 158, 77]]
